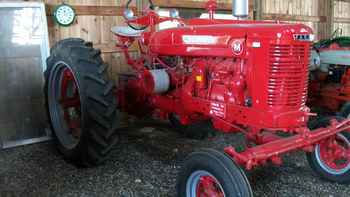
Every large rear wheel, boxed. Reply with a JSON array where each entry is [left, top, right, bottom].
[[45, 38, 120, 166]]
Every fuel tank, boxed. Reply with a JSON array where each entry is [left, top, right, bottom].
[[148, 20, 313, 57]]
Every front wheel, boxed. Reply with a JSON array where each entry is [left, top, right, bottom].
[[306, 117, 350, 183], [177, 149, 253, 197]]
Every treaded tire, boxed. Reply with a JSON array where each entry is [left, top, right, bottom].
[[45, 38, 120, 167], [306, 116, 350, 183], [169, 114, 216, 140], [177, 149, 253, 197]]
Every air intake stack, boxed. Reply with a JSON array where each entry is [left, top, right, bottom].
[[233, 0, 249, 18]]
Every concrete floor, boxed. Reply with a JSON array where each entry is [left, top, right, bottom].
[[1, 120, 350, 197]]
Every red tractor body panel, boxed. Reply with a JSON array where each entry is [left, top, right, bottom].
[[144, 22, 312, 130], [149, 23, 312, 57]]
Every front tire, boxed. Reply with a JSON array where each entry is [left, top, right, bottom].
[[306, 117, 350, 183], [45, 38, 120, 166], [177, 149, 253, 197]]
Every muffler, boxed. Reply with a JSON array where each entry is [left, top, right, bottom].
[[233, 0, 249, 18]]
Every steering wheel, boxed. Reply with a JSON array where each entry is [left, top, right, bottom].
[[125, 0, 155, 30]]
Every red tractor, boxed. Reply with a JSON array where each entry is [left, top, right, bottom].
[[45, 0, 350, 196], [308, 34, 350, 118]]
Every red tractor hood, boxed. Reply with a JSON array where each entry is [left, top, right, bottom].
[[148, 22, 313, 57]]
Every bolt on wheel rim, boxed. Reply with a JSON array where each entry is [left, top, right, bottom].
[[48, 62, 82, 149], [315, 133, 350, 175], [186, 170, 225, 197]]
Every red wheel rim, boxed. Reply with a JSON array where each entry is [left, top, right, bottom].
[[59, 68, 82, 139], [317, 134, 350, 174], [195, 175, 225, 197]]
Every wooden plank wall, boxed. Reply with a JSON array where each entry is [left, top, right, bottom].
[[160, 0, 349, 40], [38, 0, 137, 80], [261, 0, 350, 40], [38, 0, 253, 79], [16, 0, 350, 77], [261, 0, 329, 40], [155, 0, 255, 19], [334, 0, 350, 37]]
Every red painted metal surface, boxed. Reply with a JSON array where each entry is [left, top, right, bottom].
[[196, 175, 224, 197], [149, 23, 311, 58], [113, 0, 350, 171], [225, 120, 350, 169], [309, 66, 350, 112], [60, 68, 81, 138], [318, 135, 350, 171]]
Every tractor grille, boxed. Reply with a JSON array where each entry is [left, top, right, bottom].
[[267, 44, 309, 107]]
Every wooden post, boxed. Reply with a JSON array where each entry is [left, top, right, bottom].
[[326, 0, 335, 38], [254, 0, 262, 20]]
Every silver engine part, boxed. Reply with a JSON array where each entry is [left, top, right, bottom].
[[233, 0, 249, 18], [149, 69, 170, 93], [310, 50, 321, 71]]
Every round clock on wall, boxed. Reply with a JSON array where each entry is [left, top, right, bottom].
[[53, 3, 76, 26]]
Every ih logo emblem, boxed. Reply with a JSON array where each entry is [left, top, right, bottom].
[[232, 40, 244, 55]]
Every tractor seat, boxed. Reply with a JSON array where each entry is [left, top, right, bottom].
[[111, 26, 144, 37]]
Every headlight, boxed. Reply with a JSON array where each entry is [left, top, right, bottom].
[[123, 9, 134, 20]]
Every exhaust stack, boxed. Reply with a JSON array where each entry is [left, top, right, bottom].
[[233, 0, 249, 18]]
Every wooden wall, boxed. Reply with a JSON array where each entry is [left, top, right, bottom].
[[260, 0, 329, 40], [334, 0, 350, 37], [10, 0, 350, 77], [259, 0, 350, 40], [39, 0, 253, 79], [148, 0, 350, 40], [41, 0, 137, 80]]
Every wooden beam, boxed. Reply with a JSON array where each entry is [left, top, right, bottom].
[[325, 0, 335, 37], [94, 43, 138, 54], [254, 0, 263, 20], [152, 0, 231, 11], [262, 14, 327, 23], [46, 5, 137, 16], [152, 0, 255, 12], [335, 17, 350, 23]]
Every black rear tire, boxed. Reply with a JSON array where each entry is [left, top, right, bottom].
[[45, 38, 120, 167], [169, 114, 216, 140], [177, 149, 253, 197]]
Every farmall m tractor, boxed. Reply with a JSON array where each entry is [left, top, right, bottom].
[[45, 0, 350, 196]]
